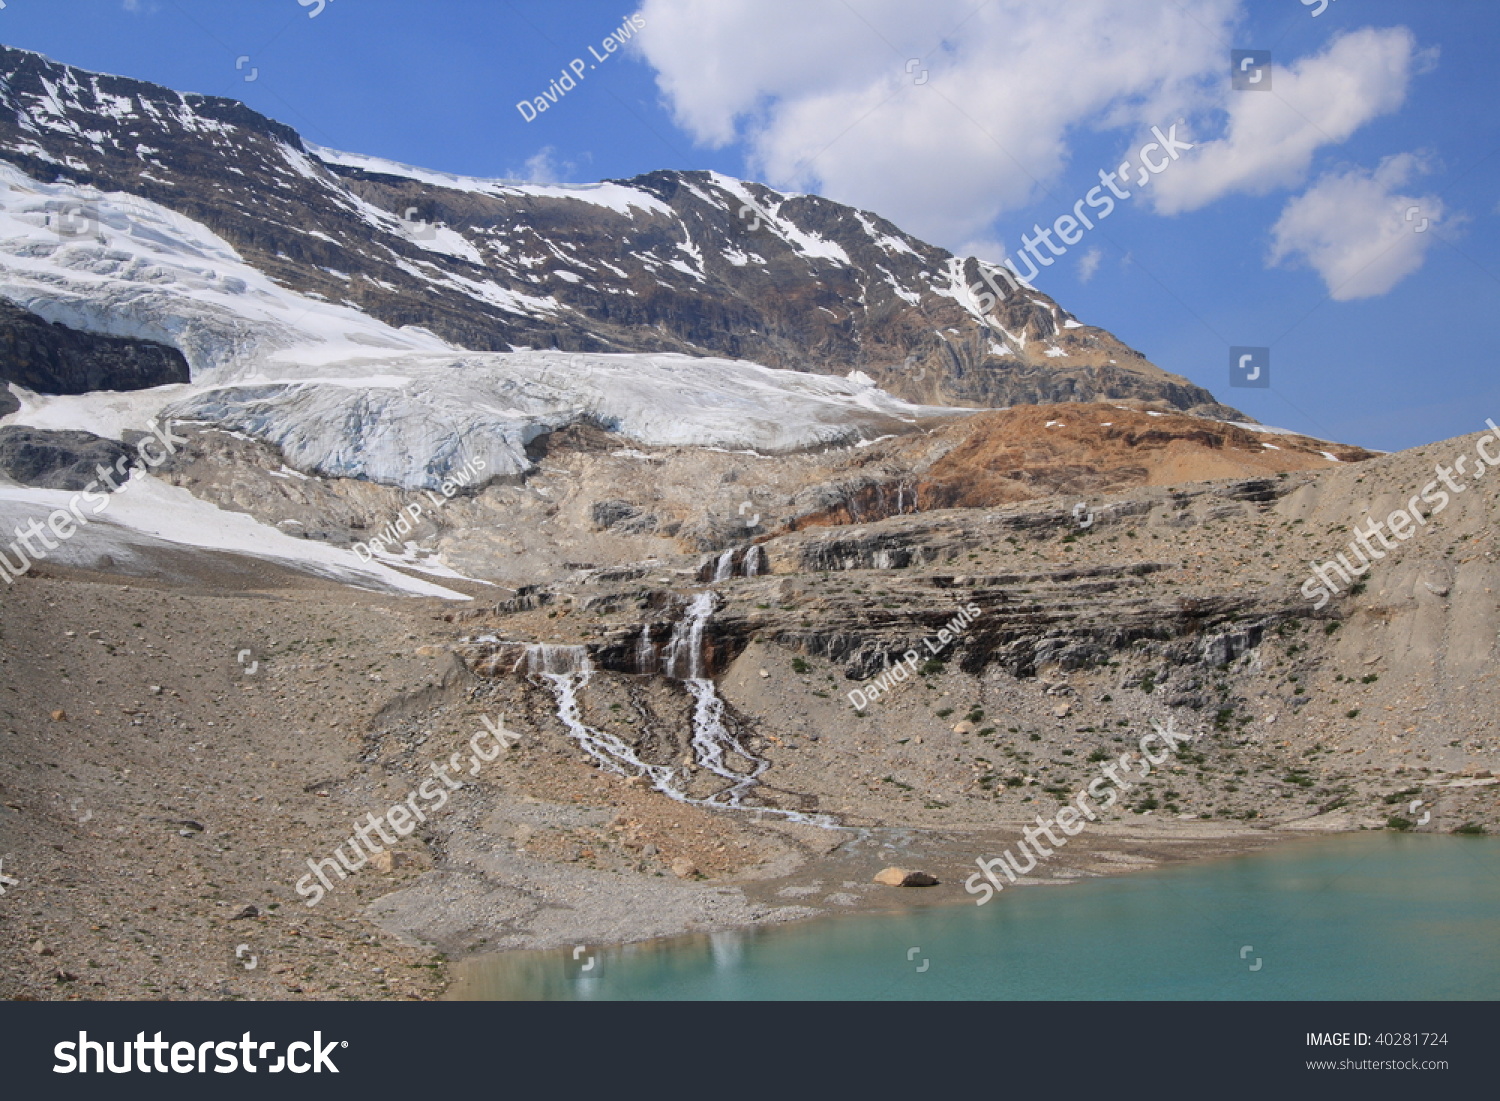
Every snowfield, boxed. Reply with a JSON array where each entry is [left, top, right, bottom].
[[0, 477, 470, 599]]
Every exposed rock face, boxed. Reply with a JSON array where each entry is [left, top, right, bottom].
[[908, 405, 1375, 513], [0, 426, 136, 490], [455, 474, 1318, 697], [143, 399, 1367, 599], [591, 499, 658, 534], [0, 45, 1239, 418], [0, 299, 189, 394]]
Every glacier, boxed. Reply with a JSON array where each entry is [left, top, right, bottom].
[[0, 161, 972, 490]]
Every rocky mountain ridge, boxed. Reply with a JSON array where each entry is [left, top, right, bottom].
[[0, 43, 1238, 417]]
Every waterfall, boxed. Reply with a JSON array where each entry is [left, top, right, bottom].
[[635, 624, 656, 674], [702, 544, 765, 582], [516, 606, 833, 827], [516, 644, 590, 676], [663, 590, 714, 679], [713, 548, 736, 582], [663, 592, 772, 810]]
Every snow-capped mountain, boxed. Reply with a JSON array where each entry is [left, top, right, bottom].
[[0, 44, 1238, 419], [0, 158, 960, 489]]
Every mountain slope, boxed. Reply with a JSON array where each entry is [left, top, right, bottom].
[[0, 43, 1238, 417]]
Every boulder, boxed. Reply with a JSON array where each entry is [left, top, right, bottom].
[[671, 858, 698, 878], [874, 867, 938, 887]]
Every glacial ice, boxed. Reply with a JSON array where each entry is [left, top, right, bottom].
[[0, 161, 970, 490]]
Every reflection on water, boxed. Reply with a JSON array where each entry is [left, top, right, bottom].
[[448, 834, 1500, 1001]]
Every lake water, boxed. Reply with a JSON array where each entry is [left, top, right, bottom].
[[448, 833, 1500, 1000]]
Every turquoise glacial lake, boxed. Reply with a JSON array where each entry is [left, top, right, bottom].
[[450, 834, 1500, 1000]]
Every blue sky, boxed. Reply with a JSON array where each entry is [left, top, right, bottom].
[[2, 0, 1497, 452]]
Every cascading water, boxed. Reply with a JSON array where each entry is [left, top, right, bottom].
[[663, 590, 714, 679], [517, 601, 834, 827], [702, 544, 765, 583], [635, 624, 655, 675], [684, 678, 766, 807], [712, 548, 736, 582], [518, 644, 591, 676], [661, 592, 817, 819], [516, 643, 679, 795]]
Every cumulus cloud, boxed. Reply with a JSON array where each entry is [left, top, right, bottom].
[[634, 0, 1237, 248], [1268, 153, 1446, 300], [1150, 27, 1428, 215], [633, 3, 1431, 262]]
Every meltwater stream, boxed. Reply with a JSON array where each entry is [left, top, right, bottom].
[[519, 590, 828, 826], [517, 644, 679, 793]]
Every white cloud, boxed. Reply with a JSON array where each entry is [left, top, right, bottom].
[[1267, 153, 1446, 300], [1151, 27, 1428, 215], [634, 0, 1238, 249], [1077, 247, 1103, 283], [512, 147, 581, 184], [634, 3, 1431, 260], [952, 237, 1009, 267]]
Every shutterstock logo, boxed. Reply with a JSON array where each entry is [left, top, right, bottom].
[[1232, 50, 1272, 91], [55, 1031, 344, 1074], [1230, 346, 1270, 389]]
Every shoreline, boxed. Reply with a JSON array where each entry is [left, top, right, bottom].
[[438, 816, 1311, 998]]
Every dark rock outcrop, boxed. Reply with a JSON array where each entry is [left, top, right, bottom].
[[0, 299, 190, 394], [0, 426, 136, 491]]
